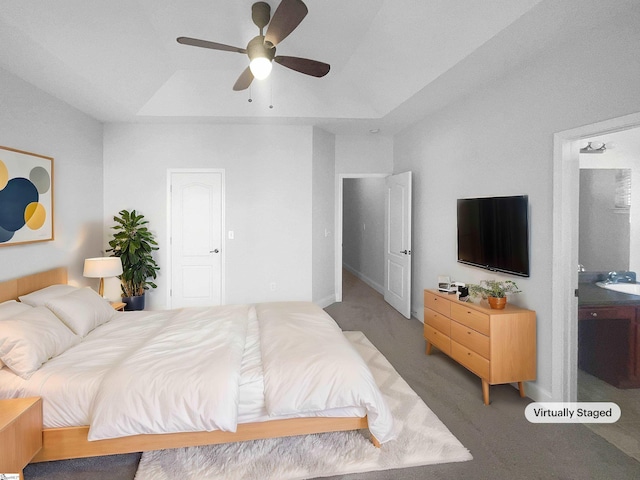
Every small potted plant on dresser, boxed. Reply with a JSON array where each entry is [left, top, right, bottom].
[[107, 209, 159, 311], [467, 279, 521, 310]]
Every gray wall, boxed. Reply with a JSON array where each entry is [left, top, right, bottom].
[[393, 2, 640, 401], [0, 66, 104, 285], [103, 123, 314, 309], [312, 127, 336, 307], [579, 170, 630, 272]]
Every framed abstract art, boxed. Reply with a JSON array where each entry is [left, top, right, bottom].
[[0, 146, 54, 246]]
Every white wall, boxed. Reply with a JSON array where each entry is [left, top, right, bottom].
[[103, 124, 313, 309], [0, 67, 104, 285], [335, 134, 393, 174], [393, 11, 640, 401], [342, 178, 386, 292], [312, 127, 336, 307]]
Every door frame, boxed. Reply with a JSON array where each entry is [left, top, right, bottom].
[[335, 173, 389, 302], [553, 111, 640, 402], [166, 168, 226, 309]]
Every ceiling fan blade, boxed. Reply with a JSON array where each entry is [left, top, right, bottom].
[[274, 56, 330, 77], [177, 37, 246, 54], [233, 67, 254, 91], [264, 0, 308, 46]]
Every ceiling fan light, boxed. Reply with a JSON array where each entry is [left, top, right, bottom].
[[250, 57, 272, 80]]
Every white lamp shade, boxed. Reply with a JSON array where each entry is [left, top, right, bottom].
[[249, 57, 272, 80], [83, 257, 123, 278]]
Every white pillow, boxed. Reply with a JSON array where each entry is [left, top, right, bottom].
[[0, 301, 34, 368], [0, 307, 80, 379], [45, 287, 116, 337], [18, 284, 79, 307], [0, 300, 33, 320]]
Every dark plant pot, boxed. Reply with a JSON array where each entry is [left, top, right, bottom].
[[488, 296, 507, 310], [122, 294, 145, 311]]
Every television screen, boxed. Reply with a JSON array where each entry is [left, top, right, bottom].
[[457, 195, 530, 277]]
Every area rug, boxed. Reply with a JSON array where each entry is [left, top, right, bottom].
[[134, 331, 472, 480]]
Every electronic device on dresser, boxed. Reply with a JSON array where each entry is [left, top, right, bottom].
[[437, 275, 457, 294], [457, 194, 530, 277]]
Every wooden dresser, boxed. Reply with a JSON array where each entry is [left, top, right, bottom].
[[423, 289, 536, 404]]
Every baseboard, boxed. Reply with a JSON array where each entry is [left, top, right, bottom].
[[342, 264, 384, 295], [518, 381, 553, 403]]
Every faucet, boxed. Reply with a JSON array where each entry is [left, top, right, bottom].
[[606, 271, 636, 284]]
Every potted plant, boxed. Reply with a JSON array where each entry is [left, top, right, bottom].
[[106, 209, 159, 311], [467, 279, 521, 310]]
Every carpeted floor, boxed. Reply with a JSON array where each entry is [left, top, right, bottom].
[[24, 270, 640, 479]]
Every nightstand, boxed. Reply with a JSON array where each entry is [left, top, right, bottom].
[[0, 397, 43, 480], [110, 301, 126, 311]]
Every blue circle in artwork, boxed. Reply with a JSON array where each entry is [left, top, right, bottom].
[[0, 225, 14, 243], [0, 177, 38, 232]]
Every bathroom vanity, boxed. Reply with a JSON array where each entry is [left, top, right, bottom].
[[578, 280, 640, 389]]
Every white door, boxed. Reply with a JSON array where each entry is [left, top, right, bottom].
[[384, 171, 412, 318], [169, 170, 223, 308]]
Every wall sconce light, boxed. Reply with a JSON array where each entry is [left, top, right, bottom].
[[580, 142, 607, 154], [83, 257, 123, 297]]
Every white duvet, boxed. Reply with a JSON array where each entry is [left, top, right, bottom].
[[0, 302, 395, 444]]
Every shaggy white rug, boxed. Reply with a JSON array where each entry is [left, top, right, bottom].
[[134, 331, 472, 480]]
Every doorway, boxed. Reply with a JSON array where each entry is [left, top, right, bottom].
[[553, 111, 640, 401], [554, 113, 640, 461], [167, 169, 225, 308], [336, 172, 412, 318]]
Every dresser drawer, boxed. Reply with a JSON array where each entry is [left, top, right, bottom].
[[425, 292, 451, 317], [450, 320, 490, 359], [451, 303, 490, 335], [424, 307, 450, 335], [451, 340, 490, 379], [424, 324, 451, 355]]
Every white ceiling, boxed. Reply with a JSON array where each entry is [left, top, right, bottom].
[[0, 0, 628, 135]]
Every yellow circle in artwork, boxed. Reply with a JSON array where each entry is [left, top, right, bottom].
[[0, 160, 8, 190], [25, 202, 46, 230]]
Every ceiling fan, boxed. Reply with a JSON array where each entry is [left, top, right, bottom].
[[177, 0, 330, 91]]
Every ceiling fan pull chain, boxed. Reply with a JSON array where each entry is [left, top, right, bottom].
[[269, 82, 274, 109], [248, 85, 253, 103]]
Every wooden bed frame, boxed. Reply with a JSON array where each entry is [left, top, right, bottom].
[[0, 267, 378, 464]]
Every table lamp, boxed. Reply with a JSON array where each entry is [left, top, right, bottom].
[[83, 257, 123, 297]]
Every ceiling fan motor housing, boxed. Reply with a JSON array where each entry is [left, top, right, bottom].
[[247, 35, 276, 62]]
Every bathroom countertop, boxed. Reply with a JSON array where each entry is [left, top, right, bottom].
[[578, 281, 640, 307]]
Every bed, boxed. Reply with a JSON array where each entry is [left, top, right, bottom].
[[0, 267, 394, 465]]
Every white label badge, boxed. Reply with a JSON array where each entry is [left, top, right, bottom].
[[525, 402, 621, 423]]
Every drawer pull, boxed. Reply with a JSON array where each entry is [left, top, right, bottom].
[[467, 331, 471, 335], [591, 312, 598, 317]]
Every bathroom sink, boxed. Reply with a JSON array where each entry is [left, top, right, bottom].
[[596, 282, 640, 296]]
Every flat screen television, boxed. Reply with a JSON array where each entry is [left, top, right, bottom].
[[457, 195, 530, 277]]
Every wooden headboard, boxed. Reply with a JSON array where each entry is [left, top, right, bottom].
[[0, 267, 68, 303]]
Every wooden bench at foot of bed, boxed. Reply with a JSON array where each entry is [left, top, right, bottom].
[[33, 416, 378, 462]]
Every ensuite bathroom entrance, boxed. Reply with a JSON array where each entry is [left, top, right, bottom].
[[576, 125, 640, 461]]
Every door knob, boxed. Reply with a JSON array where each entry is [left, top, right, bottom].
[[210, 249, 219, 253], [400, 250, 411, 255]]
